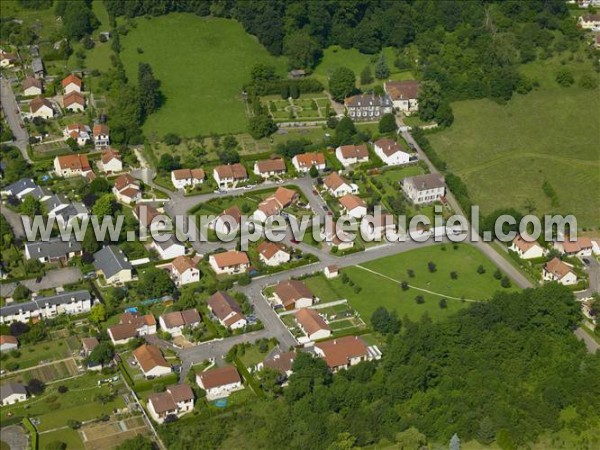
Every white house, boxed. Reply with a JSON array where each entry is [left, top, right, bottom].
[[168, 255, 200, 286], [210, 205, 242, 236], [63, 123, 91, 146], [374, 138, 412, 166], [323, 172, 357, 197], [197, 366, 244, 400], [94, 245, 133, 286], [322, 221, 355, 251], [292, 152, 326, 173], [107, 312, 156, 345], [402, 173, 445, 205], [159, 309, 201, 336], [252, 187, 299, 223], [147, 384, 194, 424], [171, 168, 205, 190], [335, 144, 369, 167], [151, 237, 186, 260], [384, 80, 420, 114], [24, 238, 82, 263], [112, 174, 141, 204], [63, 91, 85, 112], [62, 74, 82, 94], [0, 52, 17, 68], [0, 291, 92, 324], [273, 280, 314, 310], [257, 241, 290, 267], [543, 258, 578, 286], [553, 237, 593, 257], [207, 291, 247, 330], [339, 194, 367, 219], [93, 123, 110, 149], [324, 265, 339, 279], [99, 148, 122, 173], [53, 154, 93, 178], [295, 308, 331, 341], [0, 335, 18, 352], [23, 77, 42, 96], [133, 344, 171, 378], [208, 251, 249, 275], [314, 336, 382, 372], [344, 94, 393, 121], [0, 383, 28, 406], [29, 96, 54, 119], [212, 164, 248, 188], [510, 235, 547, 259], [578, 14, 600, 29], [254, 159, 286, 177]]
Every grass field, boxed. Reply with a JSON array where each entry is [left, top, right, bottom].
[[68, 1, 113, 72], [120, 14, 287, 138], [79, 416, 149, 450], [304, 244, 518, 322], [0, 1, 60, 41], [428, 55, 600, 229], [313, 46, 414, 88], [39, 428, 83, 450], [1, 373, 126, 432]]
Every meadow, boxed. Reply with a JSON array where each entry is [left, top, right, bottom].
[[304, 243, 518, 322], [120, 14, 287, 138], [428, 55, 600, 229]]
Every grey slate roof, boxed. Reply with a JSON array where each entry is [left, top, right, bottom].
[[55, 202, 88, 223], [0, 382, 27, 401], [31, 57, 44, 74], [152, 236, 184, 251], [2, 178, 36, 197], [25, 238, 82, 260], [43, 194, 69, 213], [27, 186, 52, 201], [93, 245, 132, 279], [0, 290, 92, 319]]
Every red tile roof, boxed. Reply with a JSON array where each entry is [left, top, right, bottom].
[[56, 154, 91, 172], [295, 308, 330, 335], [62, 74, 82, 88], [197, 365, 241, 389], [315, 336, 368, 369]]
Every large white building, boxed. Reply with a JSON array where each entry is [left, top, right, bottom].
[[373, 138, 412, 166], [197, 366, 244, 400], [0, 291, 92, 324], [402, 173, 445, 205]]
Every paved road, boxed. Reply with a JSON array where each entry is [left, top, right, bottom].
[[0, 78, 31, 163], [0, 425, 28, 450], [1, 207, 26, 238], [0, 267, 82, 297], [574, 327, 599, 354]]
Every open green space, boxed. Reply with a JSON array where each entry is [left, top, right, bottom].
[[0, 1, 60, 41], [38, 428, 83, 450], [120, 14, 287, 138], [1, 373, 126, 432], [312, 46, 413, 88], [428, 56, 600, 229], [1, 339, 73, 371], [304, 244, 518, 322]]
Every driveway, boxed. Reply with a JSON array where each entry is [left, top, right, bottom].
[[0, 425, 28, 450], [574, 327, 599, 354], [0, 78, 31, 163], [0, 267, 82, 297], [1, 207, 26, 238]]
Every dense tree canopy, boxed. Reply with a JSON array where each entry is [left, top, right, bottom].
[[159, 284, 599, 449]]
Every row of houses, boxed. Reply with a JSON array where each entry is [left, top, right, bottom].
[[28, 74, 87, 119], [62, 123, 110, 151], [0, 290, 93, 324]]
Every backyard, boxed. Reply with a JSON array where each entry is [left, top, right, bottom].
[[120, 14, 287, 138], [428, 55, 600, 229], [303, 243, 519, 322]]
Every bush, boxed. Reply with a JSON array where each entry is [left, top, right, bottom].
[[238, 274, 251, 286], [439, 298, 448, 309], [164, 133, 181, 145], [67, 419, 81, 429], [493, 269, 502, 280], [501, 276, 512, 288], [5, 361, 19, 371], [27, 378, 45, 395], [407, 269, 415, 278], [400, 281, 409, 291], [9, 349, 21, 358], [427, 262, 437, 273], [450, 271, 458, 280], [415, 295, 425, 304], [57, 385, 68, 394], [477, 265, 486, 275]]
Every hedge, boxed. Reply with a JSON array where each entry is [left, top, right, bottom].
[[23, 417, 38, 450], [247, 78, 324, 96]]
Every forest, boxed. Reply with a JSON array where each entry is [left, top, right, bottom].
[[102, 0, 586, 104], [159, 284, 600, 449]]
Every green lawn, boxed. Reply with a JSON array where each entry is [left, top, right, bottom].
[[120, 14, 287, 138], [305, 244, 518, 322], [428, 55, 600, 229], [1, 373, 125, 432], [1, 339, 72, 371], [39, 428, 83, 450], [313, 46, 412, 88], [0, 1, 61, 41]]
